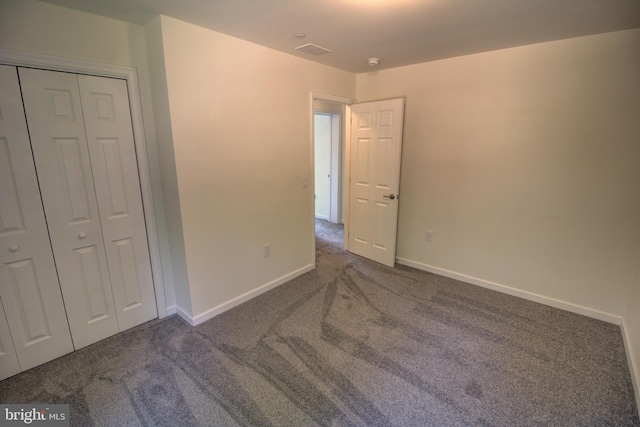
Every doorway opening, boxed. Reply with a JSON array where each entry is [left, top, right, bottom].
[[312, 97, 348, 245], [310, 93, 405, 267], [314, 112, 340, 223]]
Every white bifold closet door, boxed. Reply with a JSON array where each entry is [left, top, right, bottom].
[[77, 73, 157, 333], [18, 67, 157, 350], [0, 65, 74, 378]]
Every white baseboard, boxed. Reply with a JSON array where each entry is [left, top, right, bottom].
[[174, 305, 194, 325], [177, 264, 315, 326], [396, 257, 621, 325], [621, 319, 640, 411]]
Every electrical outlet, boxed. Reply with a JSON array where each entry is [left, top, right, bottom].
[[264, 243, 271, 257], [425, 231, 433, 242]]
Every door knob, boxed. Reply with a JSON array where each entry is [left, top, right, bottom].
[[79, 232, 87, 239], [9, 244, 20, 252], [383, 194, 396, 200]]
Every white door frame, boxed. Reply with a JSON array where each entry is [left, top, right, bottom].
[[309, 92, 353, 265], [0, 49, 168, 318]]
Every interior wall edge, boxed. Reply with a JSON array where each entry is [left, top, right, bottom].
[[621, 319, 640, 411], [396, 257, 622, 325], [174, 305, 195, 326]]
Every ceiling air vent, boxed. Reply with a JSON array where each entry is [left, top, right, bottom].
[[295, 43, 332, 56]]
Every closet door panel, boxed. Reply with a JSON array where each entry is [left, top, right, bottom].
[[0, 302, 20, 380], [0, 65, 73, 374], [18, 67, 119, 349], [79, 75, 157, 330]]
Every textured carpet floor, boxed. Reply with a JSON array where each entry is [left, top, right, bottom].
[[1, 219, 638, 426]]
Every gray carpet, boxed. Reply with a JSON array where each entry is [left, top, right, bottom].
[[1, 219, 638, 426]]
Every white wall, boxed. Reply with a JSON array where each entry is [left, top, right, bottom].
[[357, 29, 640, 320], [144, 17, 187, 314], [0, 0, 176, 310], [1, 0, 140, 66], [151, 16, 355, 321]]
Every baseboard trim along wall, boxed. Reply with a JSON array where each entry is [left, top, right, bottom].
[[175, 264, 315, 326], [621, 320, 640, 412], [174, 306, 192, 325], [396, 257, 622, 325]]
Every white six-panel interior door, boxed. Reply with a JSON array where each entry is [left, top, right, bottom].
[[0, 65, 157, 380], [348, 98, 404, 267]]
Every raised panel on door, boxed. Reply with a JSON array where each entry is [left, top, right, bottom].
[[373, 201, 390, 250], [348, 99, 404, 267], [18, 67, 119, 349], [353, 198, 369, 245], [349, 136, 371, 251], [0, 65, 73, 374], [78, 75, 157, 330]]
